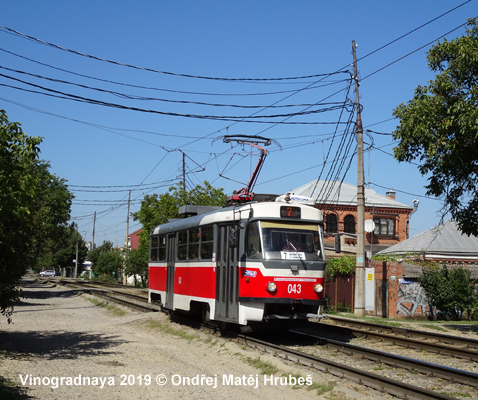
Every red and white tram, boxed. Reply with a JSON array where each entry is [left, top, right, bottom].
[[148, 196, 327, 330]]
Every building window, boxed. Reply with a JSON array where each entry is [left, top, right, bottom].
[[373, 217, 395, 236], [344, 215, 356, 234], [326, 214, 338, 234]]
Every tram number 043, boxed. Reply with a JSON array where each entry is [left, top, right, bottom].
[[287, 284, 301, 294]]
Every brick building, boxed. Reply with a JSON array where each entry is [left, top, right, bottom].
[[127, 228, 142, 250], [291, 180, 416, 254]]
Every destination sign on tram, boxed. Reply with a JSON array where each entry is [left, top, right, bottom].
[[280, 206, 301, 219]]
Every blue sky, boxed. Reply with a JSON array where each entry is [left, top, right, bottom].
[[1, 1, 475, 247]]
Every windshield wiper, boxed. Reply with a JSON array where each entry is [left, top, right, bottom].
[[285, 236, 307, 270]]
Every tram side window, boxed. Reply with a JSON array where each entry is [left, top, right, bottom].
[[158, 234, 166, 261], [150, 236, 159, 261], [177, 231, 188, 260], [200, 225, 214, 259], [188, 228, 200, 260], [246, 221, 262, 259]]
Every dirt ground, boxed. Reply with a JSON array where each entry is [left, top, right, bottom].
[[0, 278, 385, 399]]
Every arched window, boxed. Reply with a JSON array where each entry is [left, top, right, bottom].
[[344, 215, 356, 234], [326, 214, 338, 234]]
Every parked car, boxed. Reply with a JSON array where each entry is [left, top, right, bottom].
[[39, 270, 56, 277]]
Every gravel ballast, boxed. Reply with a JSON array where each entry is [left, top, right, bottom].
[[0, 278, 386, 400]]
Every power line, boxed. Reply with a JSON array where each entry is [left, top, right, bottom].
[[368, 181, 441, 201], [0, 65, 351, 110], [0, 76, 348, 124], [0, 47, 350, 96], [356, 0, 471, 63], [0, 24, 342, 83]]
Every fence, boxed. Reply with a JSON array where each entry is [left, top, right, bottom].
[[325, 260, 430, 318]]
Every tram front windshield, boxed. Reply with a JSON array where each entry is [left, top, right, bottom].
[[246, 221, 322, 261]]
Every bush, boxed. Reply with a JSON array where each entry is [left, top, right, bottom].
[[419, 266, 478, 320], [326, 255, 356, 281]]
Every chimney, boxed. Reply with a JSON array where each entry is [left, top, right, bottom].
[[386, 189, 396, 200]]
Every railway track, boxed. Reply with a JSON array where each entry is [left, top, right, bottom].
[[290, 329, 478, 388], [40, 277, 158, 313], [321, 315, 478, 360], [236, 333, 463, 400], [41, 278, 478, 399]]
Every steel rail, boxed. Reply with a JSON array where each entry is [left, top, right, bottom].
[[290, 329, 478, 388], [87, 291, 157, 313], [49, 279, 471, 398], [235, 334, 457, 400], [323, 316, 478, 360], [325, 315, 478, 348]]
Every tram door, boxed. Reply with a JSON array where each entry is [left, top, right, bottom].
[[165, 233, 176, 309], [215, 224, 239, 322]]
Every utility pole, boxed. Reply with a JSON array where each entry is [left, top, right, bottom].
[[182, 151, 186, 191], [123, 190, 131, 285], [124, 189, 131, 249], [92, 211, 96, 251], [352, 41, 366, 317], [74, 236, 79, 278]]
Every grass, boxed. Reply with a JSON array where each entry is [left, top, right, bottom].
[[143, 319, 200, 342], [241, 356, 279, 375], [0, 377, 29, 400], [85, 297, 127, 317], [239, 355, 334, 395], [441, 392, 471, 398]]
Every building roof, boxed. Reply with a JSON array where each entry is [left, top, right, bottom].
[[290, 180, 412, 209], [128, 228, 142, 250], [377, 220, 478, 259]]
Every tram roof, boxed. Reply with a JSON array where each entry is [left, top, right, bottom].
[[151, 201, 323, 235]]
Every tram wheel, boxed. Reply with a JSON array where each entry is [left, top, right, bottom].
[[201, 305, 210, 324], [219, 321, 229, 331]]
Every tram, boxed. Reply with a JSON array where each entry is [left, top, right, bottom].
[[148, 194, 327, 330]]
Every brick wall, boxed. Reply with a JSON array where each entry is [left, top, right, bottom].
[[369, 260, 403, 318], [326, 260, 431, 319]]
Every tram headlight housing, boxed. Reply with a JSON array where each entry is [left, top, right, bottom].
[[314, 284, 324, 293], [267, 282, 277, 293]]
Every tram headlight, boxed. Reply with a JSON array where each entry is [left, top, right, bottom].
[[267, 282, 277, 293], [314, 284, 324, 293]]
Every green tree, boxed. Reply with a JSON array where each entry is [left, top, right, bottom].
[[38, 223, 88, 273], [87, 240, 114, 268], [419, 266, 477, 320], [326, 255, 356, 281], [131, 181, 226, 252], [29, 161, 73, 264], [0, 110, 73, 322], [392, 18, 478, 236], [124, 247, 148, 287], [94, 250, 123, 279]]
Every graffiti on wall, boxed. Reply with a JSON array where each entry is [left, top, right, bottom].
[[396, 282, 430, 317]]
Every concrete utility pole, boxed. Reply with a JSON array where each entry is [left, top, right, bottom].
[[124, 189, 131, 249], [74, 238, 78, 278], [123, 190, 131, 285], [352, 41, 366, 317], [182, 152, 186, 192], [92, 211, 96, 251]]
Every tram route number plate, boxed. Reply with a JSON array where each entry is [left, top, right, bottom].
[[281, 251, 305, 260]]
